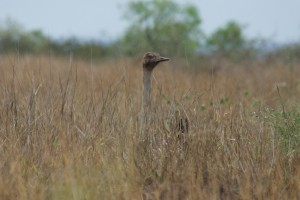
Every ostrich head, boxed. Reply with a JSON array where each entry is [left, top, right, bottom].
[[143, 52, 169, 71]]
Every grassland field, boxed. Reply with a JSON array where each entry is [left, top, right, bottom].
[[0, 54, 300, 199]]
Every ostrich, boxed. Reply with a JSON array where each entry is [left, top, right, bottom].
[[142, 52, 169, 110], [140, 52, 189, 198], [142, 52, 188, 134]]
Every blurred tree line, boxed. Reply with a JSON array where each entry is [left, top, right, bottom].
[[0, 0, 299, 62], [0, 19, 116, 59]]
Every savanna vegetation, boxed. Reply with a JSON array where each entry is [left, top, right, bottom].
[[1, 53, 300, 200], [0, 0, 300, 199]]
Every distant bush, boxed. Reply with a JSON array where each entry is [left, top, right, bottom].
[[206, 21, 257, 60], [119, 0, 203, 57]]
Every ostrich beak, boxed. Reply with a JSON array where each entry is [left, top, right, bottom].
[[158, 56, 170, 62]]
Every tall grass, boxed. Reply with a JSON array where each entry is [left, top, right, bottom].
[[0, 54, 299, 199]]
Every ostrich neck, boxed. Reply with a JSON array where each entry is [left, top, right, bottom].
[[143, 67, 153, 109]]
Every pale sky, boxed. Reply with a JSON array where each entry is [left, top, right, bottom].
[[1, 0, 300, 43]]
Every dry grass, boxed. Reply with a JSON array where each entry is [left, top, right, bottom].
[[0, 54, 300, 200]]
